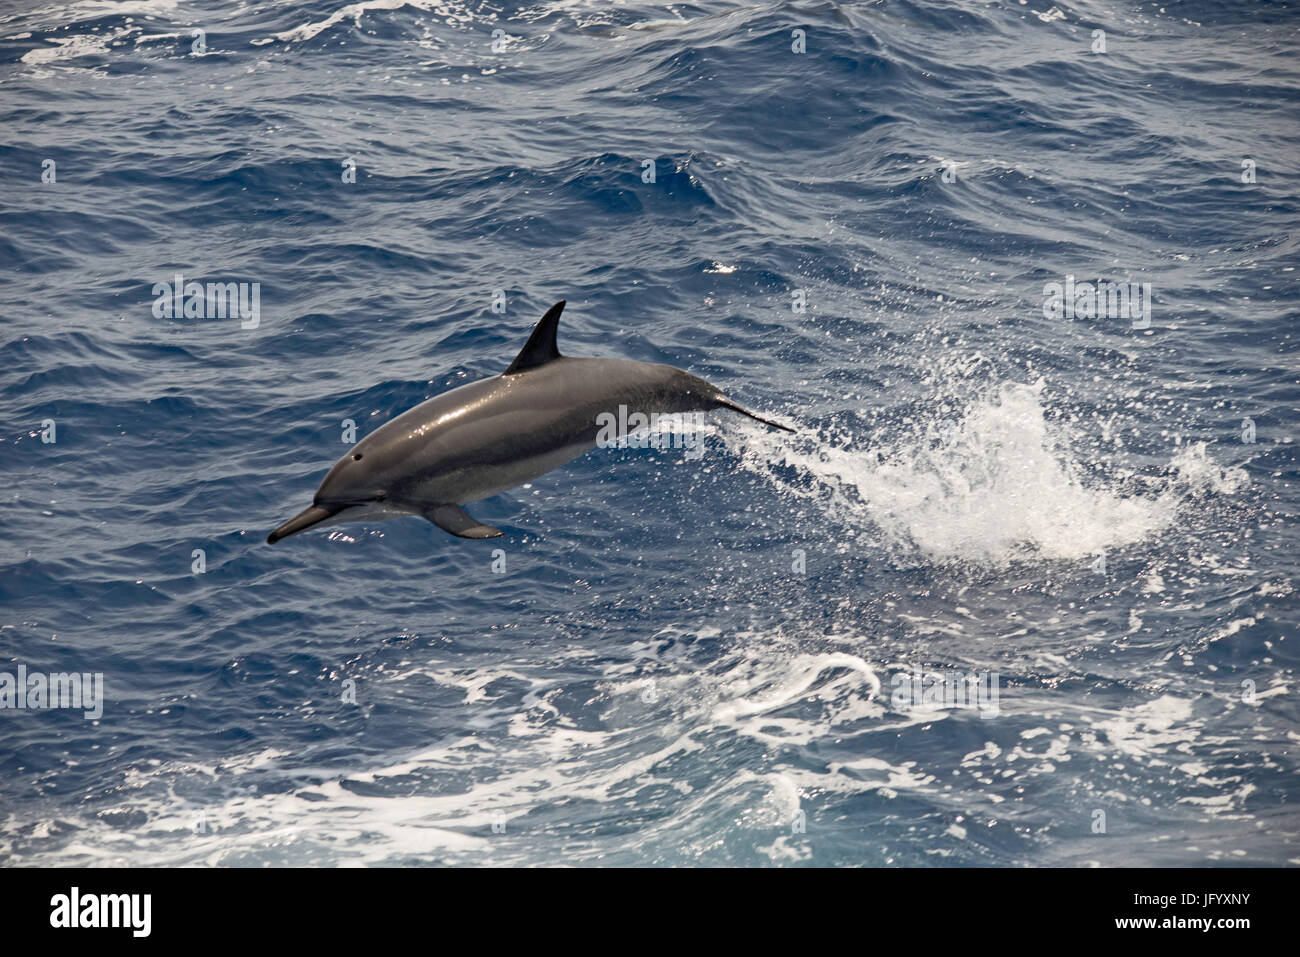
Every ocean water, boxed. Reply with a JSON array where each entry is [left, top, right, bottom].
[[1, 0, 1297, 866]]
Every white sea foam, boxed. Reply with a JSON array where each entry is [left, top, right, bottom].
[[261, 0, 482, 45], [2, 613, 1271, 866], [729, 379, 1247, 567]]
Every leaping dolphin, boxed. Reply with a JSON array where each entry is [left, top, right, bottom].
[[267, 300, 792, 543]]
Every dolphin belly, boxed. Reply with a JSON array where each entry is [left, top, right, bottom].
[[412, 438, 597, 506]]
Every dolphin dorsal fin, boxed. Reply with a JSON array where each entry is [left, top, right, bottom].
[[504, 300, 565, 375]]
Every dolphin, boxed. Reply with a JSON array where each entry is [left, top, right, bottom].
[[267, 300, 792, 543]]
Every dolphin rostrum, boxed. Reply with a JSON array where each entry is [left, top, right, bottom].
[[267, 300, 792, 543]]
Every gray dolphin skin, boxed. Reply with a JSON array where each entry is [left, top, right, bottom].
[[267, 300, 793, 543]]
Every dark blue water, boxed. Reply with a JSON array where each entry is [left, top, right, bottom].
[[1, 0, 1297, 866]]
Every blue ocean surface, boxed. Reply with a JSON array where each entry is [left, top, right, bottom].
[[0, 0, 1297, 866]]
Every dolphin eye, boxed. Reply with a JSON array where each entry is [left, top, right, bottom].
[[353, 453, 363, 461]]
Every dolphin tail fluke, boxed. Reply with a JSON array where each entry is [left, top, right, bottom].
[[714, 399, 796, 433]]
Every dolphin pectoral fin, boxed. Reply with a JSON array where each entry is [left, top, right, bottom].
[[424, 504, 504, 539]]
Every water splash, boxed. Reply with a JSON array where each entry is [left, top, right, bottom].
[[733, 380, 1247, 567]]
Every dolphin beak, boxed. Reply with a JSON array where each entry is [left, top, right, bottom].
[[267, 504, 341, 544]]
